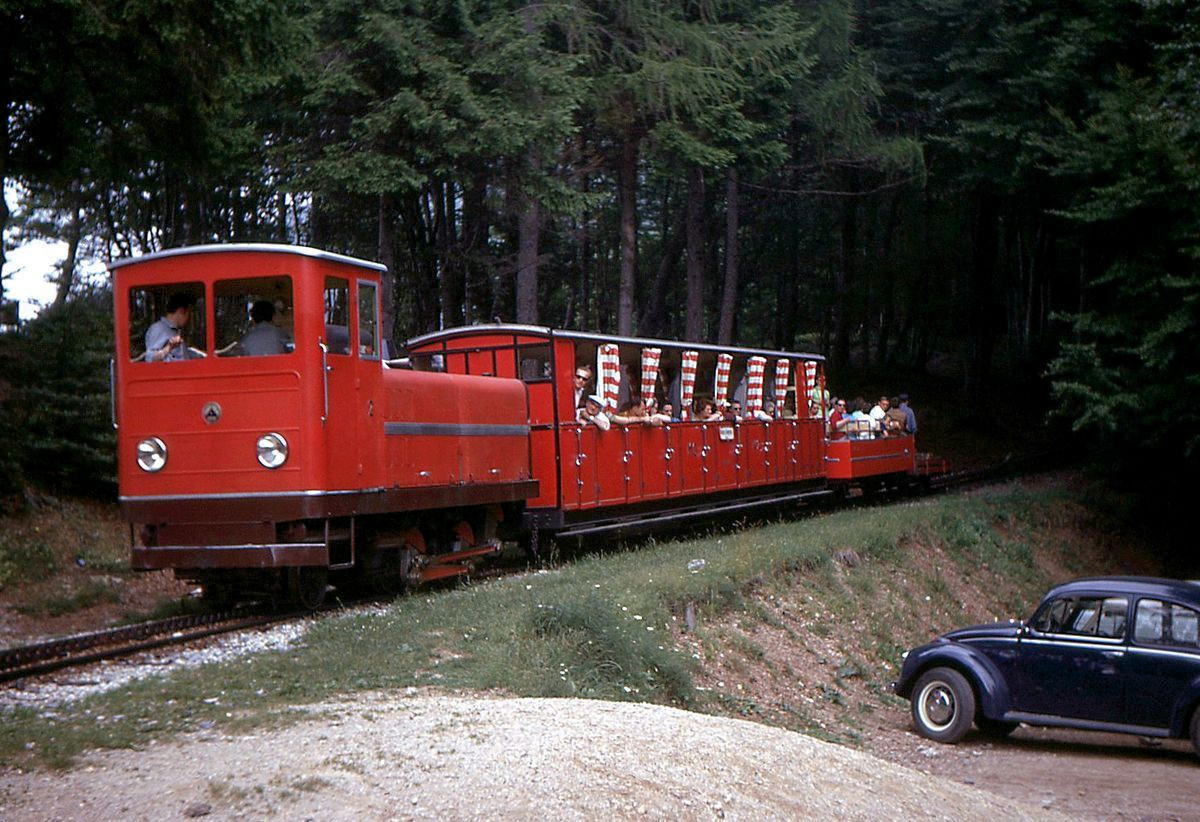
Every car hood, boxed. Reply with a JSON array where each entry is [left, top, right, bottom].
[[941, 621, 1023, 642]]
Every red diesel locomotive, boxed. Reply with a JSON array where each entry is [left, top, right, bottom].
[[113, 244, 930, 607]]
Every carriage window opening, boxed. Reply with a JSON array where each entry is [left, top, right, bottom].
[[128, 283, 207, 361], [213, 276, 294, 357], [324, 277, 350, 355], [358, 281, 379, 359]]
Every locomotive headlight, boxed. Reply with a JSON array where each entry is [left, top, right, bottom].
[[256, 433, 289, 469], [136, 437, 168, 472]]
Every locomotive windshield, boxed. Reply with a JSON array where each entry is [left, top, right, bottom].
[[128, 276, 296, 361]]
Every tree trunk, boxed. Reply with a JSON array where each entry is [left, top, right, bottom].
[[376, 193, 396, 351], [875, 194, 900, 366], [968, 190, 999, 402], [684, 165, 705, 341], [461, 171, 488, 325], [54, 194, 82, 308], [516, 172, 540, 324], [0, 61, 9, 304], [617, 135, 638, 335], [717, 168, 739, 345], [638, 203, 686, 338], [832, 197, 856, 373]]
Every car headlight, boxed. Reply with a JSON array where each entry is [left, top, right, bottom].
[[136, 437, 168, 472], [256, 433, 289, 469]]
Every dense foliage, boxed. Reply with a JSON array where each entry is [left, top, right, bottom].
[[0, 290, 116, 501], [2, 0, 1198, 500]]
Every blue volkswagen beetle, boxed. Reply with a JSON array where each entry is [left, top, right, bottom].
[[894, 577, 1200, 754]]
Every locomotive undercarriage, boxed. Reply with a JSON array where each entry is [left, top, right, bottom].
[[143, 503, 519, 610]]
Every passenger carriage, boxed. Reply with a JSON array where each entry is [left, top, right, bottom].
[[405, 326, 837, 549]]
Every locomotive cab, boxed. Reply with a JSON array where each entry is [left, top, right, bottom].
[[112, 245, 389, 605]]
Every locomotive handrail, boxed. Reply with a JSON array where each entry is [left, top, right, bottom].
[[109, 358, 118, 430], [319, 341, 330, 426]]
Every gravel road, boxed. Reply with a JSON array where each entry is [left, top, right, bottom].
[[0, 693, 1065, 821]]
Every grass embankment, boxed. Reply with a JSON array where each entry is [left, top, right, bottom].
[[0, 499, 133, 618], [0, 474, 1163, 769]]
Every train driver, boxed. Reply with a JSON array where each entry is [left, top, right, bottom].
[[145, 292, 195, 362]]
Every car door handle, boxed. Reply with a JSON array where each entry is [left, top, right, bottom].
[[1101, 650, 1124, 659]]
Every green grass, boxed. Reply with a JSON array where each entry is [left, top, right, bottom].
[[14, 579, 122, 617], [0, 475, 1163, 769]]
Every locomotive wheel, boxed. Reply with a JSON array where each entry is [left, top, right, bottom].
[[287, 566, 328, 610], [359, 542, 420, 596]]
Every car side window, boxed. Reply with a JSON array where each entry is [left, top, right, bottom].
[[1134, 599, 1200, 648], [1031, 595, 1126, 638]]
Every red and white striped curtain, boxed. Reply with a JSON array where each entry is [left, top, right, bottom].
[[774, 359, 790, 412], [714, 353, 733, 407], [803, 361, 819, 416], [679, 350, 699, 420], [746, 356, 766, 413], [640, 347, 662, 408], [598, 344, 621, 412]]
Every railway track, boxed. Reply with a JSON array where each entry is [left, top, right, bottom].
[[0, 608, 300, 685], [0, 451, 1072, 686]]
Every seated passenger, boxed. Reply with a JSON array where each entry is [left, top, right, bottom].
[[898, 392, 917, 435], [869, 395, 891, 432], [751, 400, 776, 422], [576, 394, 611, 430], [723, 400, 743, 423], [828, 398, 848, 439], [885, 397, 908, 435], [660, 401, 681, 423], [573, 364, 594, 408], [610, 395, 670, 427], [239, 300, 290, 356], [849, 397, 880, 439], [695, 399, 722, 422]]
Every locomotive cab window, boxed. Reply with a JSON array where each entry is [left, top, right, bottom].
[[324, 276, 351, 355], [358, 280, 379, 359], [213, 276, 294, 357], [128, 283, 207, 362]]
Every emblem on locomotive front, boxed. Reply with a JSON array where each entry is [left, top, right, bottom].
[[201, 402, 222, 425]]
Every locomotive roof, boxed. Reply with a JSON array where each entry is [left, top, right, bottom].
[[108, 243, 388, 273], [406, 323, 826, 362]]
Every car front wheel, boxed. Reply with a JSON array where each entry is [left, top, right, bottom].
[[911, 667, 976, 744]]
